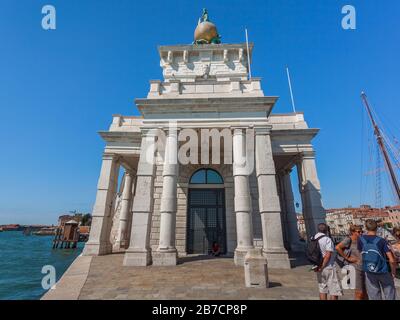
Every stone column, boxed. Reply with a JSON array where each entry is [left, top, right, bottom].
[[281, 170, 304, 252], [83, 153, 120, 256], [232, 127, 254, 266], [114, 169, 135, 251], [276, 173, 290, 250], [296, 151, 326, 239], [255, 127, 290, 269], [125, 174, 136, 247], [123, 129, 157, 266], [153, 127, 179, 266]]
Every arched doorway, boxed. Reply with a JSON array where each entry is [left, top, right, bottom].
[[187, 169, 227, 254]]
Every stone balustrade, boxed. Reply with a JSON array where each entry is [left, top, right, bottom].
[[147, 78, 263, 99]]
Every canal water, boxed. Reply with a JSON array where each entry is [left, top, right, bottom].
[[0, 231, 83, 300]]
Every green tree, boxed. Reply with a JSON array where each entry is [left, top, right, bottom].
[[81, 214, 92, 226]]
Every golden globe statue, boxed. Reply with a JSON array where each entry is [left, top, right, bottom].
[[194, 9, 221, 44]]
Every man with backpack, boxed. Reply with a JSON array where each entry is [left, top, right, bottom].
[[307, 223, 343, 300], [336, 225, 367, 300], [358, 219, 397, 300]]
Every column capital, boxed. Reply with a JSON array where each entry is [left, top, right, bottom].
[[254, 125, 272, 135], [300, 150, 316, 160], [230, 126, 250, 135], [161, 126, 180, 135], [140, 127, 160, 137], [102, 153, 120, 162], [124, 169, 136, 177]]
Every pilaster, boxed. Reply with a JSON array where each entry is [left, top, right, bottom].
[[123, 129, 158, 266], [83, 153, 120, 256], [254, 126, 290, 269], [296, 151, 326, 239]]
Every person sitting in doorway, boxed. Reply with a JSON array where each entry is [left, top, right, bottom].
[[211, 241, 221, 257]]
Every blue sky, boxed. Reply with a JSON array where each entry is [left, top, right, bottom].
[[0, 0, 399, 224]]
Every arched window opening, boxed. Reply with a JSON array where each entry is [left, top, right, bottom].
[[189, 169, 223, 184]]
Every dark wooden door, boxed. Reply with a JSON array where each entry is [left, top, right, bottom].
[[187, 188, 226, 254]]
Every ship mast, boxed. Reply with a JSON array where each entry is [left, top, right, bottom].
[[361, 92, 400, 204]]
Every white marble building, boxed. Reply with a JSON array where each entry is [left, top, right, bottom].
[[82, 35, 326, 269]]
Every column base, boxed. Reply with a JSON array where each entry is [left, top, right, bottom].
[[123, 249, 152, 266], [152, 250, 178, 266], [263, 249, 291, 269], [82, 242, 112, 256], [113, 240, 129, 253], [234, 247, 253, 266]]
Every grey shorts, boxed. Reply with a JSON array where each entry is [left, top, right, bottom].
[[354, 268, 366, 292], [365, 272, 396, 300], [317, 266, 343, 296]]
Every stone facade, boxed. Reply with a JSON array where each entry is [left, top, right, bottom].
[[145, 160, 262, 256], [83, 40, 326, 269]]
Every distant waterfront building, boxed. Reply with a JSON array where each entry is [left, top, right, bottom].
[[58, 215, 80, 226], [82, 11, 326, 268], [325, 205, 400, 235], [384, 205, 400, 228], [0, 224, 23, 231], [296, 214, 307, 240], [57, 213, 92, 227]]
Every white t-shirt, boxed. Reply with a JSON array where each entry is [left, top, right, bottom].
[[314, 232, 336, 267]]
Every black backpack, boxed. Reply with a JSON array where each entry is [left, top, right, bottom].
[[306, 235, 326, 266]]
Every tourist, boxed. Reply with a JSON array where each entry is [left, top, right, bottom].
[[211, 241, 221, 257], [390, 227, 400, 266], [312, 223, 343, 300], [376, 219, 396, 242], [358, 219, 397, 300], [335, 225, 367, 300]]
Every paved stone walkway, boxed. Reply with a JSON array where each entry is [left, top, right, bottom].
[[78, 253, 356, 300], [42, 255, 92, 300]]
